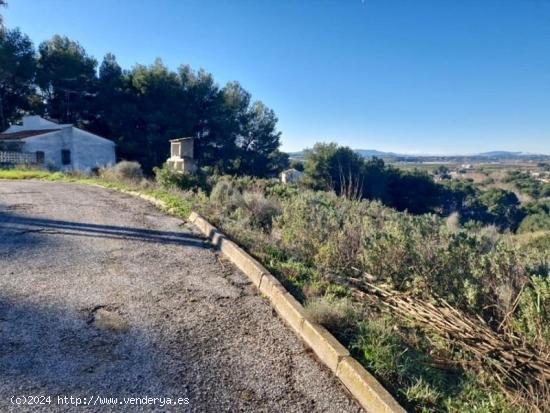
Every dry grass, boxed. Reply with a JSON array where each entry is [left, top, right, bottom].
[[99, 161, 143, 183], [304, 296, 356, 332]]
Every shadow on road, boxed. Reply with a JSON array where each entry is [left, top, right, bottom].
[[0, 214, 207, 248]]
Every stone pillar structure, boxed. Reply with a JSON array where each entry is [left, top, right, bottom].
[[167, 137, 197, 174]]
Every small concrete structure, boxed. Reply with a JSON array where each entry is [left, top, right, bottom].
[[166, 137, 197, 174], [280, 168, 302, 184], [0, 115, 115, 172]]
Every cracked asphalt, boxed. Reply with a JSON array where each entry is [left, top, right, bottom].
[[0, 180, 362, 412]]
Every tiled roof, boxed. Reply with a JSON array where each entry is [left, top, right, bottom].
[[0, 129, 61, 140]]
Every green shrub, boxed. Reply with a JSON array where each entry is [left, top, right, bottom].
[[237, 191, 280, 230], [512, 276, 550, 346], [518, 213, 550, 233], [481, 177, 495, 186], [522, 234, 550, 272], [274, 190, 371, 264], [274, 191, 338, 262], [153, 163, 203, 190], [209, 178, 243, 211], [100, 161, 143, 182]]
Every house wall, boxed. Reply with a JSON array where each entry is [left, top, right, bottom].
[[22, 129, 71, 170], [22, 128, 115, 172], [281, 169, 302, 184], [71, 129, 115, 171]]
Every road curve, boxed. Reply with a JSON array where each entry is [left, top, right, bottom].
[[0, 180, 361, 412]]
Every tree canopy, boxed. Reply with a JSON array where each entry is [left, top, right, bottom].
[[1, 29, 287, 176], [302, 142, 442, 213], [0, 28, 37, 130], [0, 1, 7, 31], [36, 35, 97, 125]]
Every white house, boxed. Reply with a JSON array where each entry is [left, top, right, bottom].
[[280, 168, 302, 184], [0, 115, 116, 172]]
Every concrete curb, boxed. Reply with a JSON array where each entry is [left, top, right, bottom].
[[187, 212, 406, 413], [5, 179, 404, 411], [86, 186, 405, 412], [119, 189, 168, 210]]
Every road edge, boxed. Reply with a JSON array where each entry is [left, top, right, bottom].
[[187, 211, 406, 413], [21, 181, 405, 413]]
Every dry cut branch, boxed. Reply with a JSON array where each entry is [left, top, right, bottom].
[[347, 278, 550, 398]]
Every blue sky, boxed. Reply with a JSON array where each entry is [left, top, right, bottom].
[[4, 0, 550, 154]]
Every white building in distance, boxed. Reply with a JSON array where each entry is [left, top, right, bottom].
[[0, 115, 116, 172], [280, 168, 302, 184]]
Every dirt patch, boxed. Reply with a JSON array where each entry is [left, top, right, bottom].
[[86, 305, 129, 333]]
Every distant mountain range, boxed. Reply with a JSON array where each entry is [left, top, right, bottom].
[[475, 151, 538, 158], [288, 149, 550, 161]]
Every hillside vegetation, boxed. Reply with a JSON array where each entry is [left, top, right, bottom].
[[150, 146, 550, 412], [4, 157, 548, 412], [189, 176, 549, 412]]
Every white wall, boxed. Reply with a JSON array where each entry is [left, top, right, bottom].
[[71, 129, 115, 171], [22, 129, 71, 170], [21, 127, 115, 172]]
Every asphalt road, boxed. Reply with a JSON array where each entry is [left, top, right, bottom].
[[0, 180, 361, 412]]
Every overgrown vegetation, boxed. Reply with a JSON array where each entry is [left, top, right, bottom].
[[3, 150, 549, 411], [301, 143, 528, 231], [198, 181, 549, 411], [0, 158, 550, 412], [189, 179, 545, 410], [504, 170, 550, 199]]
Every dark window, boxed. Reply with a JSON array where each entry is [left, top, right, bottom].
[[36, 151, 45, 163], [61, 149, 71, 165]]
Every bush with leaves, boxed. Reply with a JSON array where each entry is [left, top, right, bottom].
[[274, 190, 352, 264], [513, 276, 550, 347], [518, 213, 550, 233], [153, 163, 206, 191], [209, 178, 243, 212], [100, 161, 143, 182], [236, 191, 280, 230]]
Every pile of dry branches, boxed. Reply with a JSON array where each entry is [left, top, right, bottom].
[[347, 278, 550, 404]]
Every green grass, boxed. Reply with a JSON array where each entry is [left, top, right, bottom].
[[350, 317, 518, 412], [0, 168, 65, 180], [144, 188, 193, 218]]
